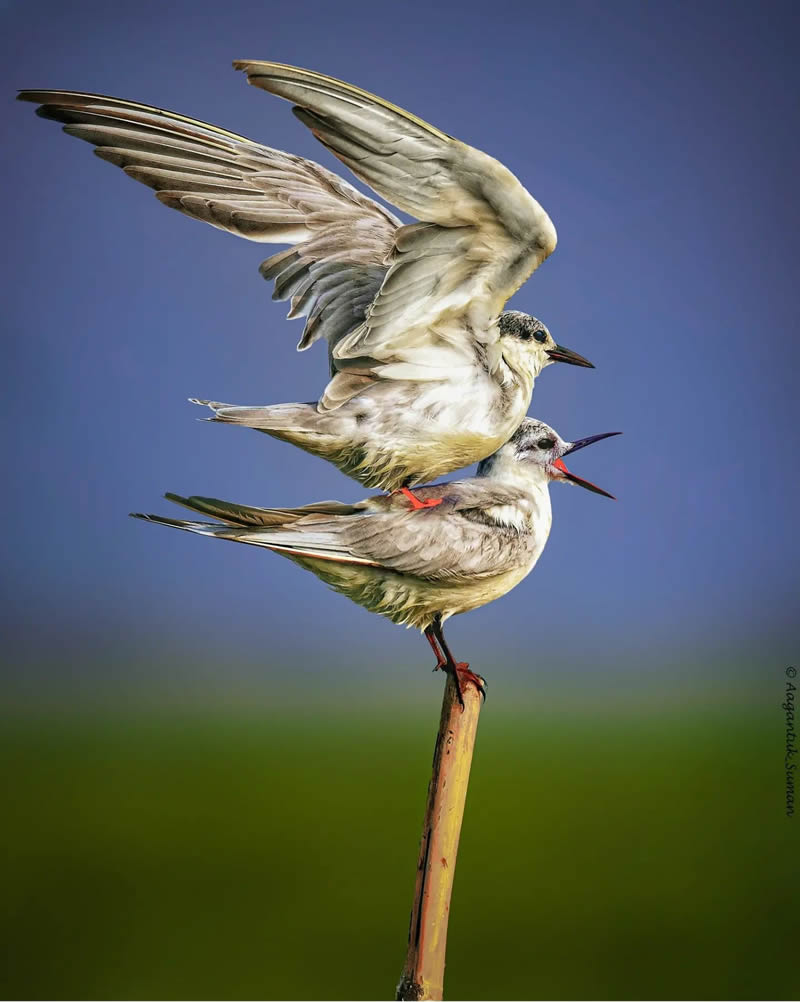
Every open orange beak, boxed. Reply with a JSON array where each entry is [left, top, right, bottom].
[[550, 432, 621, 499]]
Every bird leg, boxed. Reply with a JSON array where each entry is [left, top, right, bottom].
[[398, 487, 443, 510], [425, 627, 448, 673], [430, 617, 487, 708]]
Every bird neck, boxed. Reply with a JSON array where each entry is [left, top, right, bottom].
[[476, 453, 552, 511], [499, 352, 540, 396]]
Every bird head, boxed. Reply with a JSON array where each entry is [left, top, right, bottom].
[[497, 311, 593, 379], [479, 418, 619, 498]]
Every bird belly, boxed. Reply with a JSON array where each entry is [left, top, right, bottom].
[[289, 556, 537, 632], [427, 563, 537, 623], [257, 371, 530, 489], [336, 376, 528, 489]]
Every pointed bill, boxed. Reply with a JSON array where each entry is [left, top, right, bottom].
[[551, 432, 620, 498], [546, 344, 594, 367]]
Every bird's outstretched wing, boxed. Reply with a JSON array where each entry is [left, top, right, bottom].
[[16, 89, 399, 352], [21, 65, 558, 407], [133, 483, 534, 582], [234, 61, 558, 378]]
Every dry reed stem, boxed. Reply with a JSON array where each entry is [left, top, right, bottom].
[[396, 671, 485, 1001]]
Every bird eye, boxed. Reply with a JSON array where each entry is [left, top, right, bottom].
[[537, 437, 555, 450], [534, 330, 548, 344]]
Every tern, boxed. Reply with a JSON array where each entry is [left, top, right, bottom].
[[132, 420, 618, 701], [20, 62, 593, 495]]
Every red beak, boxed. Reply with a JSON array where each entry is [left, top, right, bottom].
[[551, 457, 616, 499]]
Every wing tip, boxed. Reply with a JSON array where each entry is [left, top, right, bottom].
[[233, 59, 286, 81], [17, 89, 63, 105]]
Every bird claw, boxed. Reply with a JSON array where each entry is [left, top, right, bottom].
[[453, 662, 487, 706], [433, 659, 487, 708]]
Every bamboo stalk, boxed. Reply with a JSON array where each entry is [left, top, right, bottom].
[[396, 671, 485, 1001]]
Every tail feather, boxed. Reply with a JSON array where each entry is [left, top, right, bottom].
[[189, 397, 322, 431], [129, 512, 240, 538], [130, 507, 380, 567], [130, 511, 291, 549]]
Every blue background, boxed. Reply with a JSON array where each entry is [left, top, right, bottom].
[[4, 0, 798, 695], [3, 0, 798, 690]]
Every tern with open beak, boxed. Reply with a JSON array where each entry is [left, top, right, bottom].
[[132, 420, 618, 702], [20, 62, 592, 495]]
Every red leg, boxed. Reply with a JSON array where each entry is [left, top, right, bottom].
[[425, 626, 447, 673], [431, 617, 487, 708], [398, 487, 443, 510]]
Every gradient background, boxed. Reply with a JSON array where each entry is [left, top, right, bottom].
[[2, 0, 797, 998]]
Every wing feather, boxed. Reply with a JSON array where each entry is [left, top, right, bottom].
[[150, 482, 534, 582], [22, 65, 559, 407], [234, 61, 558, 373], [18, 88, 399, 354]]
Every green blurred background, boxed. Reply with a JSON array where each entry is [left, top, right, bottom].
[[2, 668, 794, 1000]]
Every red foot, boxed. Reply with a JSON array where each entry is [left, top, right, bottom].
[[399, 487, 443, 510], [434, 660, 487, 708], [453, 662, 487, 703]]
